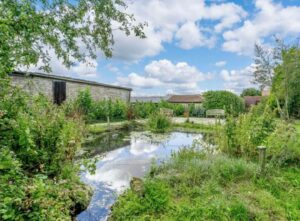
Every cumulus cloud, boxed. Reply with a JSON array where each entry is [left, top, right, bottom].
[[222, 0, 300, 55], [21, 49, 98, 77], [220, 64, 257, 93], [111, 0, 247, 61], [106, 64, 120, 74], [215, 60, 227, 67], [117, 59, 212, 94]]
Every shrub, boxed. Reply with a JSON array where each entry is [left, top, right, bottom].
[[147, 112, 171, 133], [267, 122, 300, 166], [203, 90, 245, 116], [76, 88, 93, 116], [0, 81, 90, 220], [173, 104, 185, 116], [217, 105, 276, 158]]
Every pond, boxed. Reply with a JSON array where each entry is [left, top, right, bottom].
[[77, 130, 207, 221]]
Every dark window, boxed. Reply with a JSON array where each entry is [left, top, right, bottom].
[[53, 81, 66, 105]]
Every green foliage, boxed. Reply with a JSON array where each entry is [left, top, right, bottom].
[[218, 105, 276, 158], [0, 0, 145, 75], [272, 47, 300, 118], [0, 81, 90, 220], [76, 88, 93, 116], [147, 113, 171, 133], [133, 102, 158, 118], [267, 122, 300, 166], [218, 100, 300, 165], [110, 180, 169, 221], [110, 149, 300, 220], [240, 88, 261, 97], [203, 90, 245, 116]]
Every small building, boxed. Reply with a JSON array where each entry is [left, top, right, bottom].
[[131, 96, 167, 103], [167, 94, 203, 107], [10, 71, 132, 104], [244, 96, 261, 108]]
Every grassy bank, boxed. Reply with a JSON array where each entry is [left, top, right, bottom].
[[172, 121, 220, 133], [110, 148, 300, 221]]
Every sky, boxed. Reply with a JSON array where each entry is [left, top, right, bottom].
[[26, 0, 300, 96]]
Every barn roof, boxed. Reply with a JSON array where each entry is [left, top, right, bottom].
[[11, 71, 132, 91], [167, 95, 203, 103], [244, 96, 261, 106]]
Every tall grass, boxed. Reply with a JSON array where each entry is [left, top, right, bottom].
[[147, 112, 171, 133], [110, 148, 300, 221]]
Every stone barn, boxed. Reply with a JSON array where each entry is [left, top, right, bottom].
[[10, 71, 132, 104]]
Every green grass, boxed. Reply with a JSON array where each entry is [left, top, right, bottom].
[[172, 121, 220, 133], [88, 121, 131, 134], [110, 149, 300, 221], [293, 120, 300, 135]]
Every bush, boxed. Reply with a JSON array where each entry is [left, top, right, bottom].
[[217, 105, 276, 158], [0, 81, 90, 220], [73, 88, 129, 122], [203, 90, 245, 116], [267, 122, 300, 166], [147, 112, 171, 133]]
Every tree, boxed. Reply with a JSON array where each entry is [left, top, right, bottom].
[[203, 91, 245, 116], [253, 39, 300, 120], [253, 43, 277, 89], [240, 88, 261, 97], [0, 0, 145, 76], [272, 46, 300, 119], [253, 41, 285, 119]]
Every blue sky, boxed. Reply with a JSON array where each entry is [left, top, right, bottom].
[[28, 0, 300, 96]]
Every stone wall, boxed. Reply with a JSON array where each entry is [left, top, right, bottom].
[[11, 75, 131, 102]]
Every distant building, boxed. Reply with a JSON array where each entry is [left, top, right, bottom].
[[167, 94, 203, 107], [244, 96, 261, 108], [131, 96, 168, 104], [11, 71, 132, 105]]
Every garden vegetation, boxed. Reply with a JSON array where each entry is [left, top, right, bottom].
[[0, 80, 92, 220], [109, 42, 300, 221]]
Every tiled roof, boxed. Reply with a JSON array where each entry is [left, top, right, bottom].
[[167, 95, 203, 103], [244, 96, 261, 106]]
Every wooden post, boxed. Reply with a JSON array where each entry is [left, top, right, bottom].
[[257, 146, 267, 174]]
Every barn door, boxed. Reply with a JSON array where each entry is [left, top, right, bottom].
[[53, 81, 66, 105]]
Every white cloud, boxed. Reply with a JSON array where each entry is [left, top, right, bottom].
[[106, 64, 120, 74], [117, 73, 162, 88], [220, 64, 257, 93], [222, 0, 300, 55], [116, 59, 212, 94], [175, 22, 216, 49], [20, 49, 98, 77], [111, 0, 247, 61], [215, 60, 226, 67]]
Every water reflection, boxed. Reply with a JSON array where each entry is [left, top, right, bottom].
[[77, 131, 203, 221]]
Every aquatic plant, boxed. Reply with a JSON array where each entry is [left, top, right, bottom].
[[147, 112, 172, 133]]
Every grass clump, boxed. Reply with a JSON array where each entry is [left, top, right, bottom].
[[147, 113, 171, 133], [110, 148, 300, 221]]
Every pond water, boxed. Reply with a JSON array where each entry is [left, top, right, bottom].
[[77, 130, 205, 221]]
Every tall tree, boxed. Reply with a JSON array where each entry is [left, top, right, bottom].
[[0, 0, 145, 77], [253, 39, 300, 120]]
